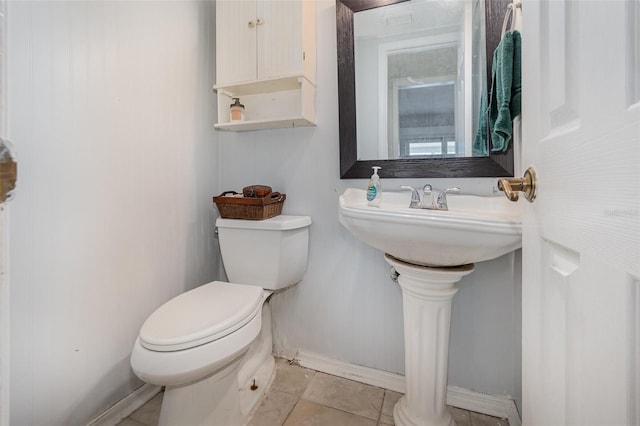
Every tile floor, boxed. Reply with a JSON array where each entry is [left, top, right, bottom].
[[118, 358, 510, 426]]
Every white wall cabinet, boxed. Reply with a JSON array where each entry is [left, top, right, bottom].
[[214, 0, 316, 131]]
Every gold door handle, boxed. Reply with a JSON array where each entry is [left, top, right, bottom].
[[497, 167, 537, 202], [0, 139, 17, 203]]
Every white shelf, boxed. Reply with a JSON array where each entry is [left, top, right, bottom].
[[214, 75, 314, 97], [215, 76, 316, 132], [214, 116, 316, 132]]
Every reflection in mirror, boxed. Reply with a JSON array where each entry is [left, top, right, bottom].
[[337, 0, 515, 179], [354, 0, 487, 160]]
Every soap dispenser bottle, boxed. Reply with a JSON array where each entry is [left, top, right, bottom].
[[367, 166, 382, 207], [229, 98, 245, 122]]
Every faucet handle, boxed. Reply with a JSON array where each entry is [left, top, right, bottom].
[[401, 185, 421, 208], [442, 187, 460, 196], [422, 184, 432, 195], [436, 187, 460, 210]]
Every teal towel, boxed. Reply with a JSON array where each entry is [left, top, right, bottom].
[[472, 90, 488, 156], [488, 30, 521, 152]]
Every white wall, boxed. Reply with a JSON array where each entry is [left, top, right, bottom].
[[7, 1, 218, 425], [218, 0, 521, 407]]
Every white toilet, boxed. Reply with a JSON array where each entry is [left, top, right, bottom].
[[130, 215, 311, 426]]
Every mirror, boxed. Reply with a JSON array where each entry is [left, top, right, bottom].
[[337, 0, 514, 178]]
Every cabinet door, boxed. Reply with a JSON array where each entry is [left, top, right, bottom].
[[216, 0, 257, 86], [256, 0, 303, 80]]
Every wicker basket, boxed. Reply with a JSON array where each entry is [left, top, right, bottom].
[[213, 191, 286, 220]]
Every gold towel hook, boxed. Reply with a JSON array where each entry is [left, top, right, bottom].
[[497, 167, 537, 202]]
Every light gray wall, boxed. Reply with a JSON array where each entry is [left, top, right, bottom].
[[218, 0, 522, 406], [7, 1, 218, 424]]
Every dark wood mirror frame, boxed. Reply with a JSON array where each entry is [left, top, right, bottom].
[[337, 0, 514, 179]]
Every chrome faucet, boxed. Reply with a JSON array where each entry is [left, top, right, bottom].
[[401, 185, 460, 210]]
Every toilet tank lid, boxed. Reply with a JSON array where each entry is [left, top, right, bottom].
[[216, 215, 311, 230]]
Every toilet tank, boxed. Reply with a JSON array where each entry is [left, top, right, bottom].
[[216, 215, 311, 290]]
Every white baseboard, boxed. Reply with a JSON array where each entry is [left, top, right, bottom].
[[294, 350, 406, 393], [87, 384, 161, 426], [447, 386, 521, 426], [293, 350, 521, 426]]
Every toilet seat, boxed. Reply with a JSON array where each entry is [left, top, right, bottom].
[[139, 281, 263, 352]]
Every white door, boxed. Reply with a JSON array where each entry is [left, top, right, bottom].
[[0, 201, 8, 425], [215, 0, 257, 86], [256, 0, 303, 80], [521, 0, 640, 424], [0, 1, 10, 417]]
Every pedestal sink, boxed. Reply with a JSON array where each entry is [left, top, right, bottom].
[[338, 188, 522, 426]]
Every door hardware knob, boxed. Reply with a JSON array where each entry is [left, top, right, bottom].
[[248, 20, 255, 28], [497, 167, 537, 202], [0, 139, 17, 203]]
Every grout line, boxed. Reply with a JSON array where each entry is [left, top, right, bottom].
[[271, 359, 311, 426], [296, 397, 383, 424], [376, 390, 386, 425], [278, 391, 303, 426]]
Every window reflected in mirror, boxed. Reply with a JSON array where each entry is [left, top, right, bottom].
[[398, 82, 456, 158], [392, 48, 457, 158]]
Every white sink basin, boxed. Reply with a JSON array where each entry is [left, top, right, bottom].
[[338, 188, 522, 267]]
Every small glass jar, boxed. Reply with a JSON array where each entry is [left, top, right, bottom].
[[230, 98, 245, 122]]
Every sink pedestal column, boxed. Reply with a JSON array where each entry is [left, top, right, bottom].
[[385, 254, 474, 426]]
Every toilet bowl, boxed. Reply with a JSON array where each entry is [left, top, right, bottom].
[[130, 215, 311, 426]]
